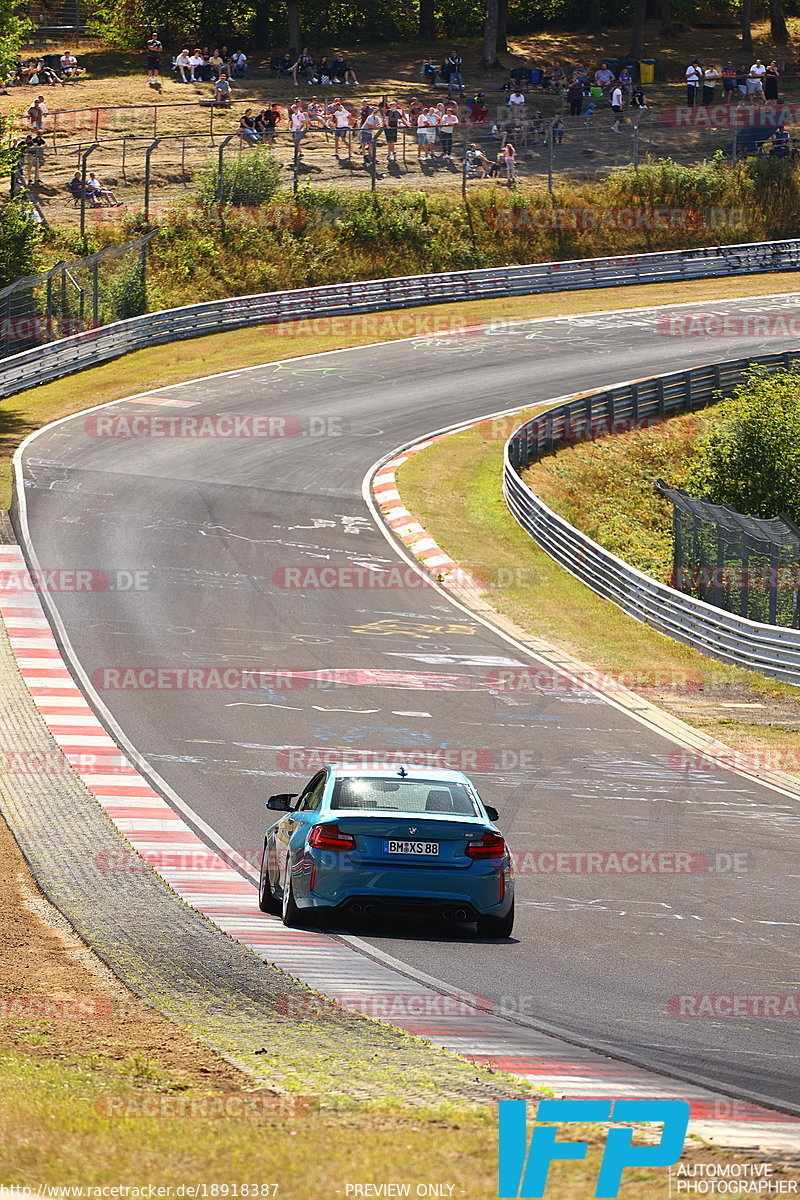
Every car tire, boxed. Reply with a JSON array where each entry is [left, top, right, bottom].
[[476, 898, 514, 938], [258, 840, 278, 913], [281, 858, 305, 927]]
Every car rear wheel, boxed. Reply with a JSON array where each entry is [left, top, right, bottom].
[[281, 858, 305, 927], [258, 840, 278, 913], [476, 898, 514, 939]]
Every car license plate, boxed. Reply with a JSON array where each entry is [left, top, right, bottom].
[[386, 840, 439, 856]]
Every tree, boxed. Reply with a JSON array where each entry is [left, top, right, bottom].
[[497, 0, 508, 54], [628, 0, 647, 60], [659, 0, 674, 38], [741, 0, 753, 58], [0, 0, 32, 76], [286, 0, 300, 51], [688, 366, 800, 525], [483, 0, 498, 69], [418, 0, 435, 40], [770, 0, 789, 44]]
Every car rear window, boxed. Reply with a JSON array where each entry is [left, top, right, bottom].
[[330, 777, 478, 816]]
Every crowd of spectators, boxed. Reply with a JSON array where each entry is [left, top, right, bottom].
[[684, 57, 782, 104], [3, 51, 85, 92]]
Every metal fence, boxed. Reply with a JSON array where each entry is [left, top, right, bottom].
[[0, 233, 156, 360], [655, 481, 800, 628], [504, 350, 800, 684]]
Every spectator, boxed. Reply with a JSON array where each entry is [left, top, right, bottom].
[[618, 65, 633, 97], [447, 51, 463, 98], [631, 84, 647, 109], [359, 103, 381, 159], [594, 62, 615, 92], [68, 171, 90, 204], [214, 71, 232, 103], [468, 93, 488, 124], [509, 63, 528, 91], [277, 51, 293, 78], [209, 49, 224, 79], [291, 47, 314, 85], [702, 64, 720, 105], [200, 47, 212, 81], [549, 61, 565, 92], [721, 61, 736, 103], [330, 100, 352, 155], [567, 75, 583, 117], [175, 49, 192, 82], [438, 102, 458, 159], [765, 60, 780, 102], [748, 59, 766, 102], [27, 96, 47, 132], [503, 141, 516, 182], [59, 51, 80, 78], [146, 33, 162, 85], [36, 57, 64, 86], [466, 143, 491, 177], [610, 82, 624, 133], [237, 108, 260, 143], [189, 48, 204, 81], [315, 55, 332, 83], [290, 102, 309, 151], [87, 172, 121, 205], [771, 123, 790, 156], [508, 88, 525, 114], [408, 96, 423, 126], [685, 59, 702, 105], [550, 115, 564, 144], [331, 51, 358, 85], [735, 62, 749, 97], [383, 99, 406, 162], [256, 104, 281, 142], [231, 50, 247, 78], [416, 105, 433, 160]]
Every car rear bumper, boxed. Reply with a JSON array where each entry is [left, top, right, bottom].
[[297, 860, 513, 918]]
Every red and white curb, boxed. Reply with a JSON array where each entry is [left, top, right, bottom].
[[1, 542, 798, 1151], [372, 446, 468, 582]]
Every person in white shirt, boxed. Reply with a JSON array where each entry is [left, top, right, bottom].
[[508, 89, 525, 112], [438, 104, 458, 159], [290, 104, 309, 152], [359, 105, 382, 159], [175, 50, 192, 82], [188, 49, 204, 81], [702, 64, 720, 105], [685, 59, 702, 105], [330, 102, 352, 156], [748, 60, 766, 101], [231, 50, 247, 78], [416, 106, 433, 160], [610, 83, 624, 133]]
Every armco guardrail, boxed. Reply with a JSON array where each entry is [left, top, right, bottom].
[[503, 350, 800, 685], [3, 237, 800, 401]]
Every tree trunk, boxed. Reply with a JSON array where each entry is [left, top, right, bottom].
[[287, 0, 300, 52], [659, 0, 673, 36], [770, 0, 789, 43], [497, 0, 508, 53], [586, 0, 602, 35], [741, 0, 753, 58], [483, 0, 499, 69], [418, 0, 435, 41], [628, 0, 648, 59]]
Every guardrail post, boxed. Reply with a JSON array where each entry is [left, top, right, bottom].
[[79, 142, 100, 245], [144, 137, 163, 223], [217, 132, 238, 206]]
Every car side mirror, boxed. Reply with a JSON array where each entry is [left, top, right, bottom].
[[267, 793, 297, 811], [485, 805, 499, 822]]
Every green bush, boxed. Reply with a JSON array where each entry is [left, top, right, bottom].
[[687, 366, 800, 524], [198, 147, 283, 209], [0, 197, 42, 289]]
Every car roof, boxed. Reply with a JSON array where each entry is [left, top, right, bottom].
[[323, 764, 473, 785]]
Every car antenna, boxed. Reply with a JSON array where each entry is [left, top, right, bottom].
[[397, 767, 408, 778]]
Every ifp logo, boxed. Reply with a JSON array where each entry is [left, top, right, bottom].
[[498, 1099, 689, 1197]]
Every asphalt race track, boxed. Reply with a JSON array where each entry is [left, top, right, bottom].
[[17, 297, 800, 1110]]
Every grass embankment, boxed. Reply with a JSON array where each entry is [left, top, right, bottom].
[[397, 402, 800, 759], [523, 410, 703, 581], [43, 155, 800, 310]]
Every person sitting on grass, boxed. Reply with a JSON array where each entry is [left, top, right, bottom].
[[209, 49, 224, 79], [231, 49, 247, 78], [60, 51, 84, 79], [331, 51, 359, 85], [291, 47, 315, 85], [175, 49, 192, 82], [237, 108, 260, 144], [214, 72, 232, 103]]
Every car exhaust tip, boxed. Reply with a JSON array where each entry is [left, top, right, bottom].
[[350, 902, 364, 915], [442, 908, 454, 920], [453, 908, 469, 922], [362, 903, 376, 916]]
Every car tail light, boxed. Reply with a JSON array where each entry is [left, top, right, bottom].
[[466, 831, 507, 860], [308, 823, 356, 852]]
